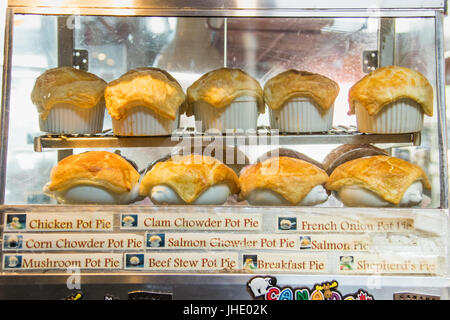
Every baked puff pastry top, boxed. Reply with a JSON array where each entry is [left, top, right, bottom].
[[263, 70, 339, 112], [104, 67, 186, 121], [326, 155, 431, 205], [46, 151, 140, 194], [31, 66, 107, 120], [139, 154, 240, 204], [239, 157, 329, 205], [348, 66, 433, 117], [185, 68, 265, 116]]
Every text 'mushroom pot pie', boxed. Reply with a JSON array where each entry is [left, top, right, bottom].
[[104, 67, 186, 136], [186, 67, 265, 132], [348, 65, 433, 134], [325, 155, 431, 207], [44, 151, 141, 204], [31, 66, 107, 134], [239, 156, 329, 206], [139, 154, 240, 205], [264, 69, 339, 133]]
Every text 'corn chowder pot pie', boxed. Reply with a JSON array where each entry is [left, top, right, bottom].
[[186, 67, 264, 132], [239, 156, 329, 206], [31, 66, 107, 134], [325, 155, 431, 207], [139, 154, 240, 205], [348, 65, 433, 134], [104, 67, 186, 136], [264, 69, 339, 133], [44, 151, 141, 204]]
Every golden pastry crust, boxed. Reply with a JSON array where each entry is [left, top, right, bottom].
[[104, 67, 186, 121], [239, 156, 329, 205], [264, 70, 339, 112], [348, 66, 433, 116], [31, 66, 107, 120], [139, 154, 240, 204], [47, 151, 140, 193], [326, 155, 431, 205], [185, 68, 265, 116]]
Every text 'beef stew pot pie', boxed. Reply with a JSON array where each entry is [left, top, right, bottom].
[[239, 156, 329, 206], [31, 66, 107, 134], [186, 67, 265, 132], [264, 69, 339, 133], [348, 65, 433, 134], [104, 67, 186, 136], [325, 155, 431, 207], [44, 151, 141, 204], [139, 154, 240, 205]]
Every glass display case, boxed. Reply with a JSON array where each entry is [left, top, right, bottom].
[[0, 0, 449, 300]]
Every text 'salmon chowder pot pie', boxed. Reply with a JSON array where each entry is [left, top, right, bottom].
[[139, 154, 240, 205], [104, 67, 186, 136], [325, 155, 431, 207], [44, 151, 141, 204]]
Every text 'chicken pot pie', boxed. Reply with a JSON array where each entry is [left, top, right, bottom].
[[326, 155, 431, 207], [104, 67, 186, 136], [31, 66, 107, 134], [264, 69, 339, 133], [348, 65, 433, 134], [44, 151, 141, 204], [186, 67, 264, 132], [239, 156, 329, 206], [140, 154, 240, 205]]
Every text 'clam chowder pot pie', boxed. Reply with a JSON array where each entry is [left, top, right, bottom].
[[264, 69, 339, 133], [139, 154, 240, 205], [186, 67, 264, 132], [325, 155, 431, 207], [44, 151, 141, 204], [348, 65, 433, 134], [239, 156, 329, 206], [104, 67, 186, 136], [31, 66, 107, 134]]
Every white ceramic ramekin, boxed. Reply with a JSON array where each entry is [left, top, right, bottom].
[[193, 96, 259, 133], [112, 106, 179, 136], [355, 99, 424, 134], [269, 97, 334, 133], [39, 101, 105, 134]]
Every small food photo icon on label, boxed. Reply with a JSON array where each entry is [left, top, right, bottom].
[[125, 253, 144, 268], [3, 234, 23, 250], [4, 255, 22, 269], [278, 217, 297, 231], [146, 233, 165, 248], [5, 214, 26, 231], [121, 214, 138, 228]]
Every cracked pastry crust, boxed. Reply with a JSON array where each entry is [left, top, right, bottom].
[[348, 65, 433, 117], [47, 151, 140, 194], [263, 69, 339, 112], [31, 66, 107, 120], [326, 155, 431, 205], [185, 68, 264, 116], [239, 156, 329, 205], [104, 67, 186, 121], [139, 154, 240, 204]]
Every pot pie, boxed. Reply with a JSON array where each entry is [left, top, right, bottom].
[[44, 151, 141, 204], [31, 66, 107, 134], [348, 66, 433, 133], [140, 154, 240, 205], [104, 67, 186, 136], [186, 67, 264, 132], [257, 147, 325, 171], [264, 70, 339, 133], [239, 156, 329, 206], [326, 155, 431, 207]]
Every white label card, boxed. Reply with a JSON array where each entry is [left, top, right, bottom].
[[3, 212, 114, 232], [3, 233, 145, 251], [3, 253, 123, 270], [121, 213, 262, 231], [242, 252, 328, 273]]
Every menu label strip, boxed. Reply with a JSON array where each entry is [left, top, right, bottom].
[[3, 233, 145, 251], [121, 213, 262, 231], [3, 213, 114, 232], [242, 252, 328, 273], [124, 252, 239, 271], [3, 253, 123, 270]]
